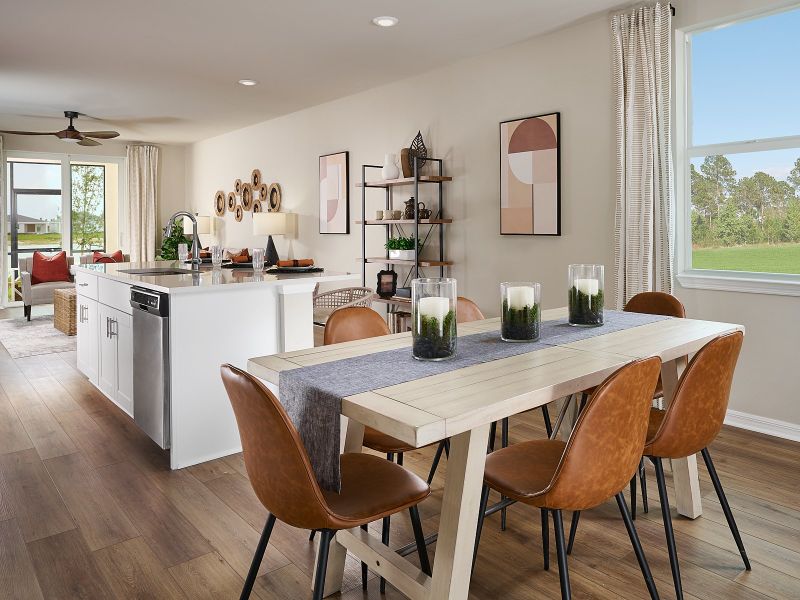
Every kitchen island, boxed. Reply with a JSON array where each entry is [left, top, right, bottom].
[[73, 261, 356, 469]]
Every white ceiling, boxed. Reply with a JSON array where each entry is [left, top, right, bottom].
[[0, 0, 621, 145]]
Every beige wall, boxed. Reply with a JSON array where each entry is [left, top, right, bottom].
[[186, 0, 799, 431]]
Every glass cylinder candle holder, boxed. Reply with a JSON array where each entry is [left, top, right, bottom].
[[412, 278, 457, 361], [568, 264, 604, 327], [501, 282, 541, 342]]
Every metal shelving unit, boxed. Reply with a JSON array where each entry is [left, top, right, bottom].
[[357, 157, 452, 304]]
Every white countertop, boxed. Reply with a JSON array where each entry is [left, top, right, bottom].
[[74, 261, 356, 294]]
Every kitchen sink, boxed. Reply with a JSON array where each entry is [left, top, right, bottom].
[[118, 267, 196, 276]]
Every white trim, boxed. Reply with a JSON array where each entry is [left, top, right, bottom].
[[689, 135, 800, 157], [677, 269, 800, 296], [725, 409, 800, 442]]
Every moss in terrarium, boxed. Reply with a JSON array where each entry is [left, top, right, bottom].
[[568, 287, 604, 326], [413, 310, 457, 360], [501, 300, 540, 341]]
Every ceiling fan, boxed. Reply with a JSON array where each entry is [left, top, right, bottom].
[[0, 111, 120, 146]]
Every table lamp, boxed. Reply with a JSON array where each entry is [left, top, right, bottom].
[[183, 215, 212, 235], [253, 212, 290, 265]]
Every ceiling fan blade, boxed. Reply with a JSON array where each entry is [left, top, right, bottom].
[[77, 138, 102, 147], [0, 130, 55, 136], [80, 131, 119, 139]]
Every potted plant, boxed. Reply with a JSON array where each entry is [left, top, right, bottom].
[[385, 236, 420, 261]]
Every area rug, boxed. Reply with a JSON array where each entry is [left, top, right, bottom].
[[0, 315, 77, 359]]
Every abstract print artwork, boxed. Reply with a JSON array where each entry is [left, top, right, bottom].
[[500, 112, 560, 235], [319, 151, 349, 234]]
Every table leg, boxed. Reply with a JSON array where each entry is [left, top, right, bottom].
[[661, 357, 702, 519], [428, 423, 491, 600], [312, 416, 365, 596]]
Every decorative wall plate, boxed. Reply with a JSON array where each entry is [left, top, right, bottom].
[[241, 183, 254, 211], [251, 169, 262, 188], [234, 179, 242, 194], [267, 183, 282, 212], [253, 200, 263, 213], [214, 191, 226, 216], [234, 204, 244, 222], [258, 182, 268, 200], [409, 130, 428, 169], [227, 192, 237, 212]]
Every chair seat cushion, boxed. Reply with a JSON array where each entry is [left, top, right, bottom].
[[483, 439, 567, 506], [362, 426, 415, 454], [30, 280, 75, 304], [322, 453, 430, 526], [31, 251, 70, 285]]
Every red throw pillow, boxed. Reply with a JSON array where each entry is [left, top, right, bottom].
[[92, 250, 124, 263], [30, 251, 71, 285]]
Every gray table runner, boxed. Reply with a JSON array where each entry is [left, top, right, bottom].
[[278, 310, 669, 491]]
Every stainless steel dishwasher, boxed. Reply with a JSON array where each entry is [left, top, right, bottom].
[[130, 287, 171, 449]]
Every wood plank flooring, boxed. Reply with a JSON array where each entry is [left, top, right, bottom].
[[0, 337, 798, 598]]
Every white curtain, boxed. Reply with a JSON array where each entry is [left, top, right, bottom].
[[611, 3, 673, 308], [127, 144, 159, 262]]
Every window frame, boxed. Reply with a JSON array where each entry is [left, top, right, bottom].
[[69, 163, 107, 254], [675, 3, 800, 297]]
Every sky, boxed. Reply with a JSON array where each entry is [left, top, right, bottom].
[[691, 5, 800, 181]]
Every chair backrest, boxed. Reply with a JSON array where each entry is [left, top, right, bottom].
[[541, 356, 662, 511], [324, 306, 389, 345], [624, 292, 685, 318], [457, 296, 485, 324], [646, 331, 743, 458], [220, 364, 335, 530]]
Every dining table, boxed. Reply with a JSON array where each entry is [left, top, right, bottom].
[[247, 306, 744, 600]]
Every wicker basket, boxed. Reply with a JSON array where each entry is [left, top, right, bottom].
[[54, 287, 78, 336]]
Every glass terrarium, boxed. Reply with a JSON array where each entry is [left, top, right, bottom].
[[412, 278, 457, 361], [501, 282, 541, 342], [568, 264, 604, 327]]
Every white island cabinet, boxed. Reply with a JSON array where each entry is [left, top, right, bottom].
[[74, 261, 356, 469]]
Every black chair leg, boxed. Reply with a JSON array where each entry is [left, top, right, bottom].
[[640, 459, 649, 513], [444, 439, 450, 457], [541, 508, 550, 570], [397, 452, 404, 466], [567, 511, 580, 555], [542, 404, 553, 437], [615, 492, 659, 600], [501, 417, 509, 531], [409, 506, 432, 575], [472, 484, 490, 575], [312, 529, 334, 600], [308, 529, 316, 541], [380, 515, 390, 593], [552, 509, 572, 600], [427, 441, 446, 484], [653, 457, 682, 600], [488, 421, 497, 452], [701, 448, 751, 570], [240, 514, 276, 600], [360, 524, 368, 590], [630, 471, 638, 520]]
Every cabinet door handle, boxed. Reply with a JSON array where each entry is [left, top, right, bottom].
[[110, 319, 118, 338], [78, 282, 89, 287], [106, 317, 110, 338], [80, 305, 85, 323]]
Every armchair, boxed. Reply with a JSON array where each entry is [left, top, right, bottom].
[[19, 255, 76, 321]]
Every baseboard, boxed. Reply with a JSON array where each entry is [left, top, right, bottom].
[[724, 409, 800, 442]]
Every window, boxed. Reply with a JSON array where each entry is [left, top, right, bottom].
[[681, 5, 800, 290], [71, 164, 106, 252]]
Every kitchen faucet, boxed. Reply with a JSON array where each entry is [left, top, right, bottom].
[[167, 211, 201, 270]]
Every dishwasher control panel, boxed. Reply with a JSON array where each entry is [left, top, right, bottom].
[[130, 288, 169, 317]]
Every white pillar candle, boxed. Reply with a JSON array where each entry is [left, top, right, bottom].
[[418, 296, 450, 322], [575, 278, 599, 296], [507, 286, 535, 309]]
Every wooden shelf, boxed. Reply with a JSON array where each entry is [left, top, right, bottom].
[[356, 175, 452, 188], [372, 295, 411, 305], [360, 257, 453, 267], [356, 218, 453, 225]]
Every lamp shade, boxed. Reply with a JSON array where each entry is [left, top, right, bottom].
[[184, 215, 211, 235], [253, 212, 290, 236]]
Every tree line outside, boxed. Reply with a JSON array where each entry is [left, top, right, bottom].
[[690, 155, 800, 274]]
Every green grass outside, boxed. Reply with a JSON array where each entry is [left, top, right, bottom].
[[692, 243, 800, 275]]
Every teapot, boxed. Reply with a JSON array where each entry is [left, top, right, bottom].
[[404, 197, 432, 220], [417, 202, 432, 220]]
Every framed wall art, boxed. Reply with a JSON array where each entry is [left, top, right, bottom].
[[319, 151, 350, 234], [499, 112, 560, 235]]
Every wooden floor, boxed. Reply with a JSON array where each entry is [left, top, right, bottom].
[[0, 332, 799, 598]]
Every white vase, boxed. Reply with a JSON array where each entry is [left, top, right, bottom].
[[382, 153, 400, 180], [389, 249, 415, 261]]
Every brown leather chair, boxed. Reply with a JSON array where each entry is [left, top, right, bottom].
[[220, 364, 431, 600], [474, 357, 663, 600], [566, 332, 748, 599]]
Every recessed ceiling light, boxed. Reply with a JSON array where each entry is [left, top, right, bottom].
[[238, 79, 258, 86], [372, 16, 399, 27]]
